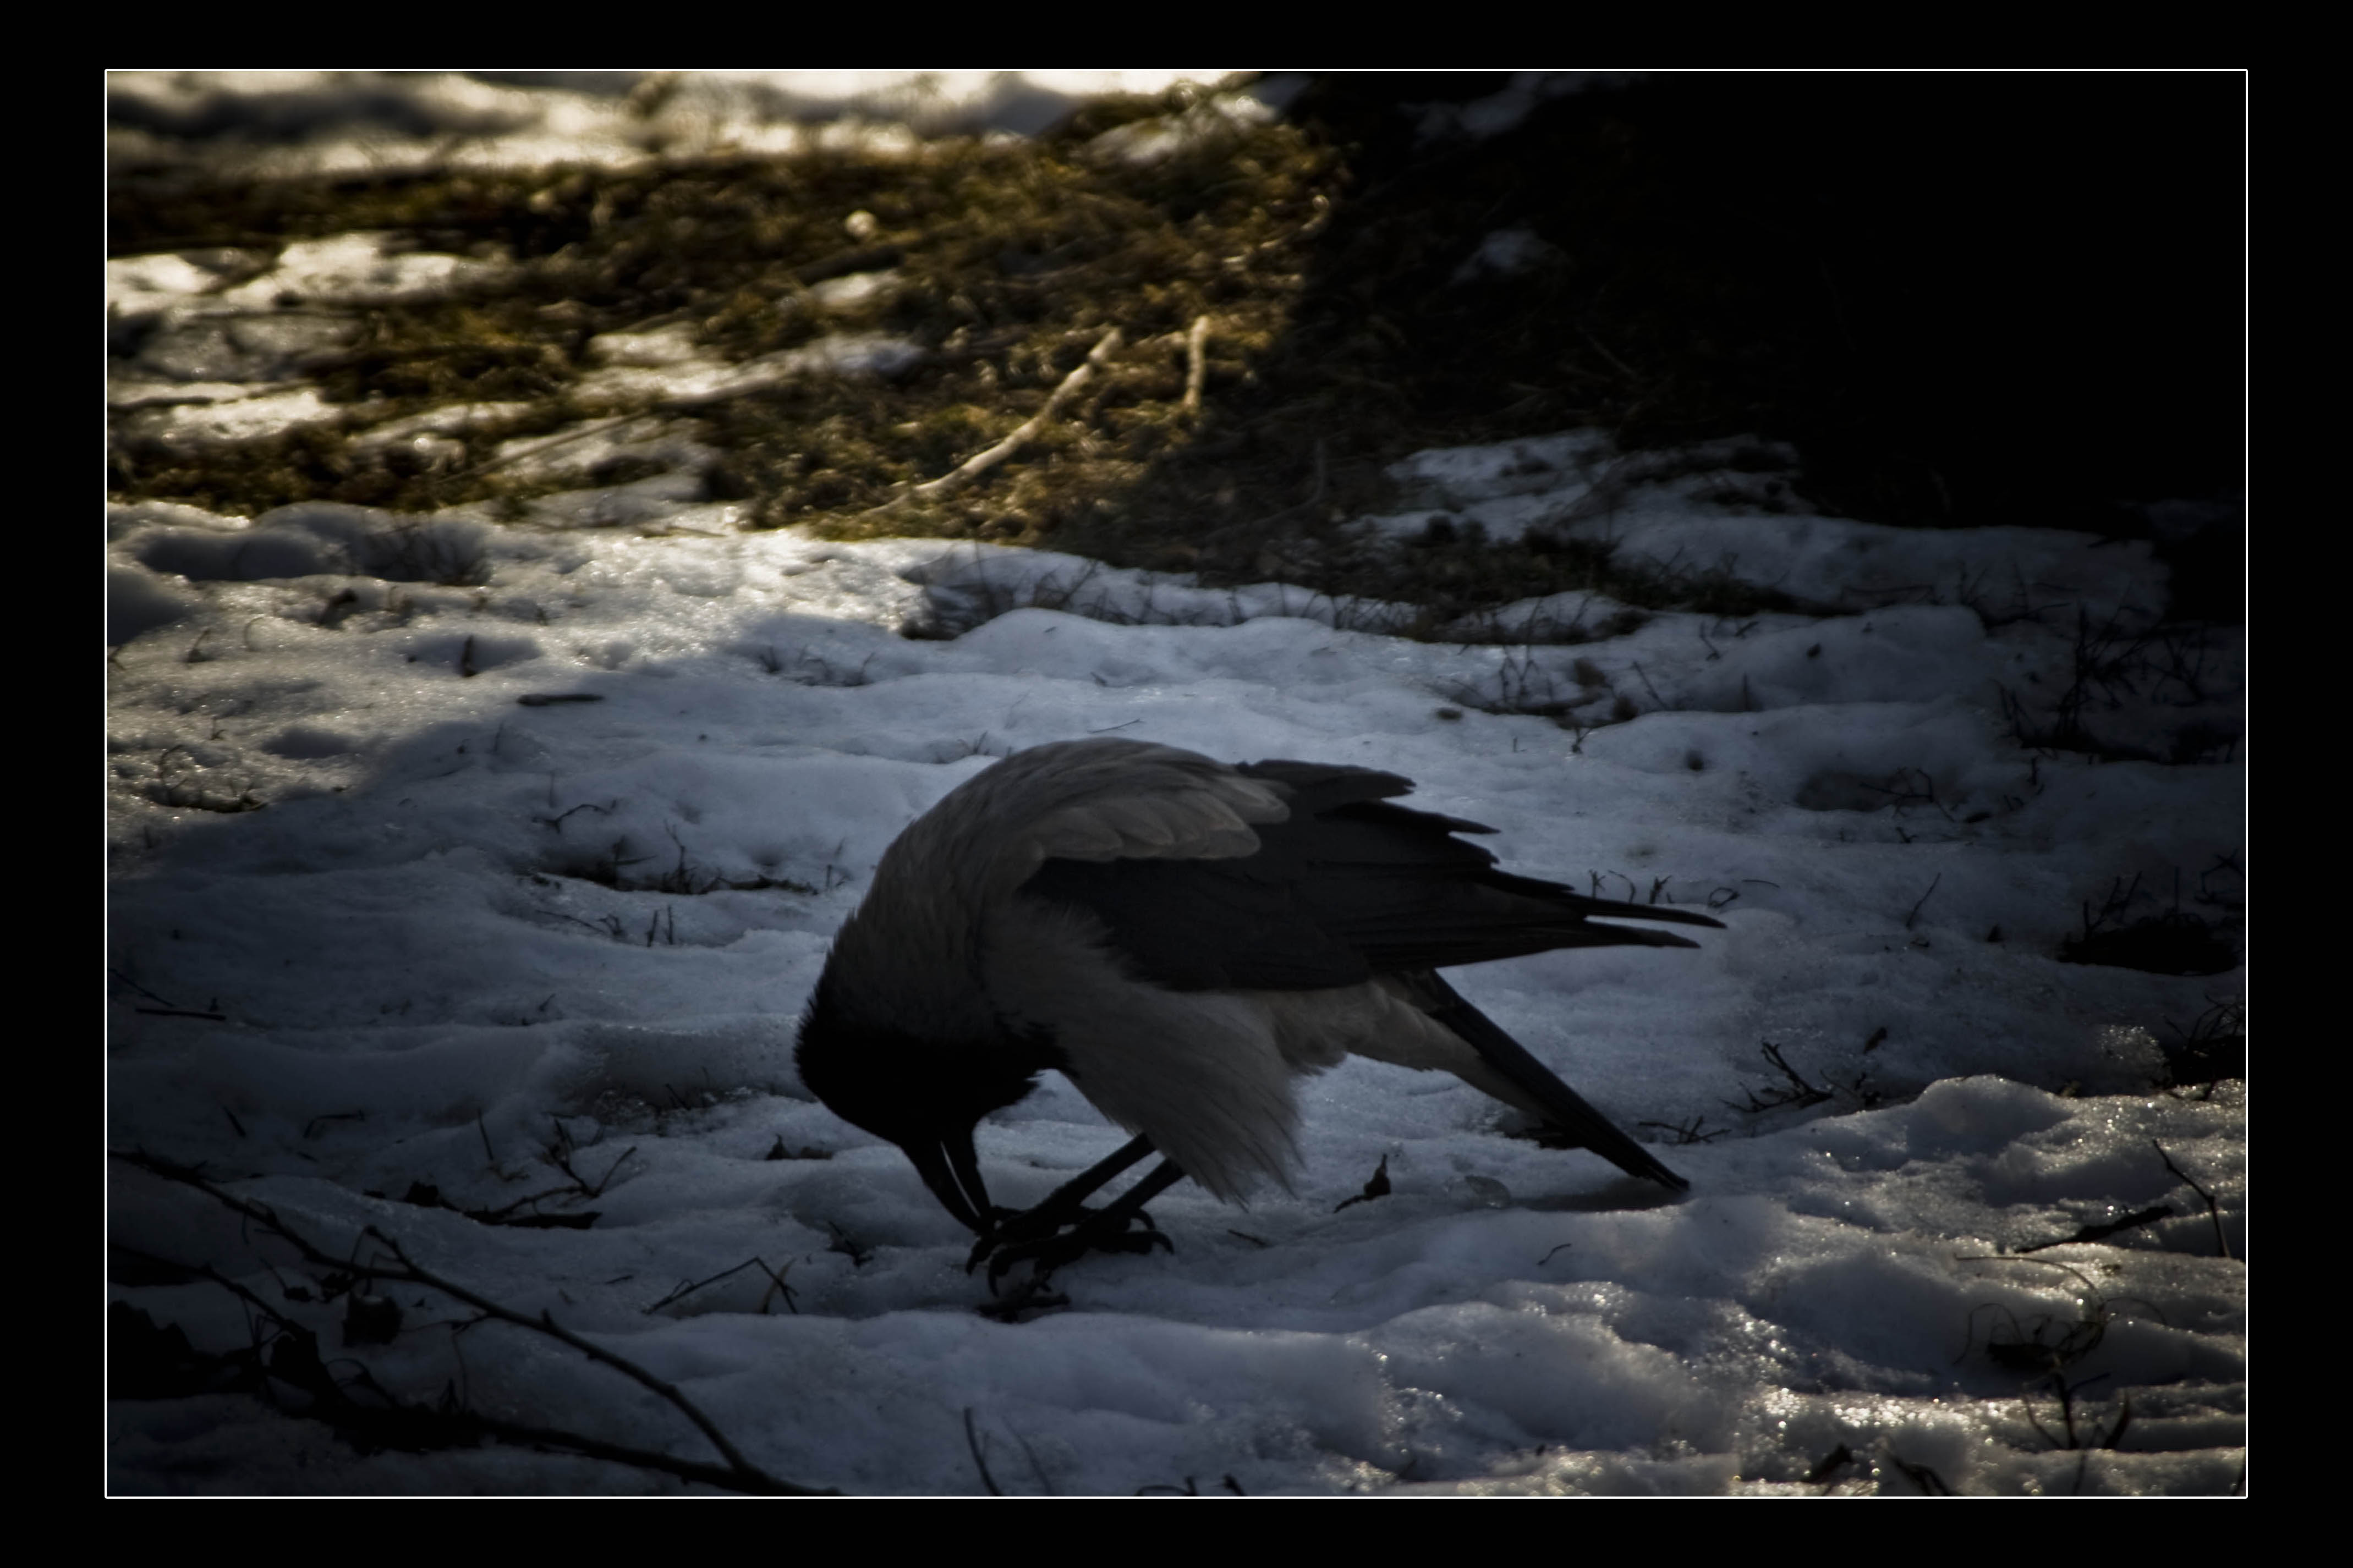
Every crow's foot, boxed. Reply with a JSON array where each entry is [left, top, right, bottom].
[[972, 1206, 1171, 1290], [969, 1202, 1092, 1272]]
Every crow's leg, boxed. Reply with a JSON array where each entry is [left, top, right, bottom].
[[979, 1152, 1195, 1288], [967, 1134, 1155, 1269]]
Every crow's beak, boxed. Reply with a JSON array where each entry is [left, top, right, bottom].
[[908, 1129, 994, 1234]]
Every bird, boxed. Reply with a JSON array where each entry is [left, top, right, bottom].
[[793, 737, 1720, 1283]]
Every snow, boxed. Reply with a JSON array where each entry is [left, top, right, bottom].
[[107, 72, 2244, 1497], [107, 69, 1268, 182]]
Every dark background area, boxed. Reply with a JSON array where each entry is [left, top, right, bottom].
[[1260, 73, 2244, 616]]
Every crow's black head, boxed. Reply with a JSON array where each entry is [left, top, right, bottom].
[[794, 969, 1060, 1231]]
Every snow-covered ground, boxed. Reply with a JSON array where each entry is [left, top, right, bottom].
[[107, 69, 1268, 179], [107, 73, 2244, 1496]]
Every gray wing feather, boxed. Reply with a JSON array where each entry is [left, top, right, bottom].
[[1022, 757, 1721, 992]]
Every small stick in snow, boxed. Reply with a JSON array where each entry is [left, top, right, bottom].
[[867, 328, 1124, 515], [109, 1147, 821, 1495], [1180, 315, 1210, 419]]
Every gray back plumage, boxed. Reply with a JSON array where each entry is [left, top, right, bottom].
[[819, 740, 1291, 1046]]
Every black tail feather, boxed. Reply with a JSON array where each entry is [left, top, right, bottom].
[[1416, 972, 1689, 1191]]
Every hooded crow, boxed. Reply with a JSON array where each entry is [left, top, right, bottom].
[[793, 738, 1720, 1280]]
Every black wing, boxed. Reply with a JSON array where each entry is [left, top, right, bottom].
[[1021, 758, 1722, 992]]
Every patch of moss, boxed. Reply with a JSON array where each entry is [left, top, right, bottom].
[[112, 88, 1362, 565]]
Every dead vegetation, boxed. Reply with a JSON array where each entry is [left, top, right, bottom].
[[115, 76, 2240, 635]]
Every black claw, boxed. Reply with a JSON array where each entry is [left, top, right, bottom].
[[976, 1206, 1173, 1290], [968, 1203, 1094, 1274]]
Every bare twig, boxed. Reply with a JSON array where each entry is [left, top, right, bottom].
[[1638, 1115, 1729, 1146], [644, 1255, 796, 1316], [1904, 873, 1943, 930], [109, 969, 185, 1010], [1804, 1443, 1858, 1486], [109, 1148, 820, 1495], [1886, 1454, 1955, 1495], [113, 1258, 791, 1493], [870, 328, 1125, 514], [1727, 1041, 1833, 1114], [2153, 1139, 2234, 1259], [2014, 1204, 2174, 1254], [1180, 315, 1209, 418], [963, 1408, 1004, 1496], [1630, 661, 1666, 708]]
